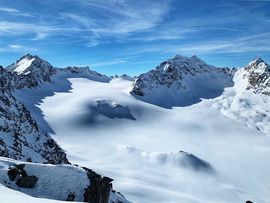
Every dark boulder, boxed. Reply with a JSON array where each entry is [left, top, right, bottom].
[[66, 192, 76, 201], [16, 175, 38, 188], [7, 167, 19, 181]]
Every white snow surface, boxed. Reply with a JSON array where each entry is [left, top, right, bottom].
[[11, 73, 270, 203]]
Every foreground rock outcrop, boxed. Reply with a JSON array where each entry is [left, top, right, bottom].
[[0, 158, 129, 203]]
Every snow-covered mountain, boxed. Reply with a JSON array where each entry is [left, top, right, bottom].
[[213, 57, 270, 133], [1, 53, 270, 203], [0, 55, 130, 203], [244, 57, 270, 94], [112, 74, 134, 81], [0, 66, 68, 164], [7, 54, 111, 89], [130, 55, 235, 108], [7, 54, 56, 89]]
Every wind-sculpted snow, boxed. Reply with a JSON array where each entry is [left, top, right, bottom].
[[130, 55, 235, 108], [120, 146, 213, 172]]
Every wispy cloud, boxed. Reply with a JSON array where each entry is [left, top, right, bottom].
[[9, 44, 23, 49], [92, 58, 128, 67], [0, 44, 37, 54], [0, 6, 33, 17]]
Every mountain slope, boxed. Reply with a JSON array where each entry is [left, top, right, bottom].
[[213, 57, 270, 133], [130, 55, 234, 108], [0, 66, 69, 164]]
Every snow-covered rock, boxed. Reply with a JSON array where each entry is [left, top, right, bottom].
[[130, 55, 235, 108], [120, 146, 213, 172], [0, 157, 130, 203]]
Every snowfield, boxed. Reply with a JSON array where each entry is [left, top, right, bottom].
[[12, 74, 269, 203]]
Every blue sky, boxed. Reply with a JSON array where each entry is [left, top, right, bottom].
[[0, 0, 270, 76]]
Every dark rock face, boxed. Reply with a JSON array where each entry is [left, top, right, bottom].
[[16, 175, 38, 188], [83, 167, 113, 203], [7, 167, 19, 181], [0, 66, 69, 164]]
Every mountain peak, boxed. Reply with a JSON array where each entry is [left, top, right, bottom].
[[246, 57, 269, 74], [7, 54, 56, 89], [20, 53, 34, 59], [248, 57, 265, 66], [8, 54, 54, 75], [174, 54, 186, 59], [170, 54, 206, 66]]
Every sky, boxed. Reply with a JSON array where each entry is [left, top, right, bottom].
[[0, 0, 270, 76]]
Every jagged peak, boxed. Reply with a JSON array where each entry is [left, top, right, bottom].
[[246, 57, 269, 74], [170, 54, 206, 65], [174, 54, 186, 59], [247, 57, 266, 67], [8, 53, 54, 76], [18, 53, 43, 63], [20, 53, 34, 59], [159, 54, 212, 73]]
